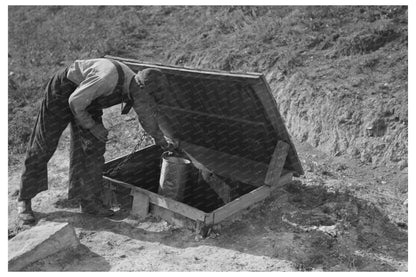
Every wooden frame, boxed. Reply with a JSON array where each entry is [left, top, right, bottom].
[[104, 171, 293, 227], [265, 140, 290, 186], [103, 141, 293, 230]]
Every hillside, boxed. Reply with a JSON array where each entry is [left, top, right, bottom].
[[8, 6, 408, 271], [8, 6, 408, 169]]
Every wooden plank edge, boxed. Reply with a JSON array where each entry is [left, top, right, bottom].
[[206, 172, 294, 225], [103, 176, 207, 222], [206, 185, 271, 225], [264, 140, 290, 187], [151, 205, 204, 231], [130, 190, 150, 218], [105, 55, 262, 79], [272, 171, 293, 190]]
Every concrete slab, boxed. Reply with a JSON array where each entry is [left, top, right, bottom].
[[8, 221, 79, 271]]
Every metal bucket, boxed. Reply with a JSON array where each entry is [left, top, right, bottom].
[[158, 152, 191, 201]]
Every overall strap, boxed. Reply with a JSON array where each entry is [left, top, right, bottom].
[[108, 59, 133, 115]]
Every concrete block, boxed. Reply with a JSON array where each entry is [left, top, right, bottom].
[[130, 190, 150, 218], [8, 222, 79, 271]]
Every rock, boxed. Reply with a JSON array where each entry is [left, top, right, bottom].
[[366, 118, 387, 137], [360, 150, 372, 163], [398, 160, 407, 170], [8, 222, 79, 271]]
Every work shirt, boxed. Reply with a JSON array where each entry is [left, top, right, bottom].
[[66, 58, 165, 144]]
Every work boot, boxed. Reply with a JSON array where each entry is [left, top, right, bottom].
[[17, 199, 36, 225], [80, 198, 114, 217]]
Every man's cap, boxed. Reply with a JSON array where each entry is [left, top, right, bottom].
[[134, 68, 170, 102]]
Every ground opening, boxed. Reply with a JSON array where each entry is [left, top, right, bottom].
[[103, 145, 257, 213]]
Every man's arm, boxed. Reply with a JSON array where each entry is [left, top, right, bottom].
[[132, 91, 169, 148], [68, 74, 116, 129], [68, 72, 116, 142]]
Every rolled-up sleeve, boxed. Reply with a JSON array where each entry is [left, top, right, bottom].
[[68, 69, 117, 129], [132, 91, 166, 145]]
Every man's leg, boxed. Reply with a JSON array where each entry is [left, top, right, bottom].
[[68, 121, 85, 200], [18, 67, 75, 223], [69, 111, 113, 216], [69, 121, 105, 201], [19, 102, 69, 201]]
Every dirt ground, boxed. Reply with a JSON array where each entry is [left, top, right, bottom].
[[8, 6, 408, 172], [7, 6, 408, 272], [7, 128, 408, 272]]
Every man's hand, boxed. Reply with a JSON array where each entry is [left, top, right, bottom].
[[163, 143, 176, 152], [90, 123, 108, 143], [169, 138, 180, 149], [158, 139, 176, 152], [159, 140, 173, 151]]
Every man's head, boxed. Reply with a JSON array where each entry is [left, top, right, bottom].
[[133, 68, 169, 103]]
